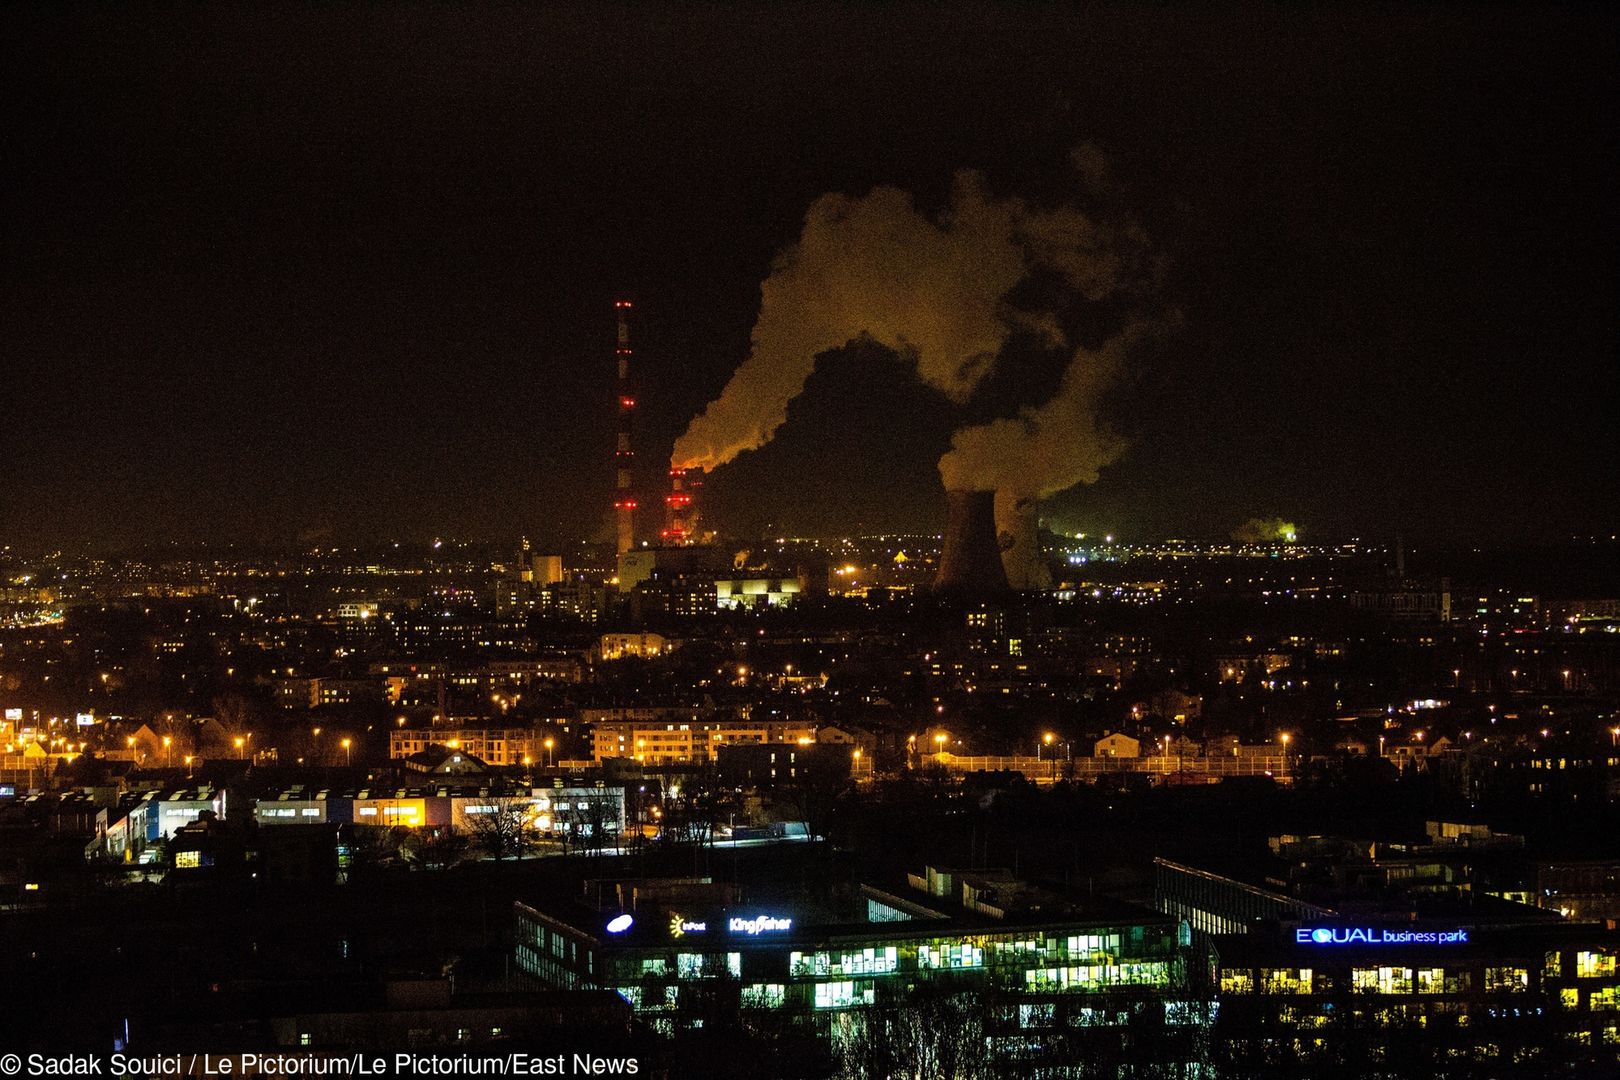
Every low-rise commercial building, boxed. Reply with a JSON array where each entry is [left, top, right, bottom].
[[515, 870, 1198, 1058]]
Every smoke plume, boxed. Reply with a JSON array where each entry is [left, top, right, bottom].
[[673, 149, 1161, 526], [938, 319, 1152, 500], [1232, 517, 1299, 544], [672, 173, 1024, 471]]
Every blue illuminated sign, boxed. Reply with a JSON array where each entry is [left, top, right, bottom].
[[1296, 927, 1468, 946], [728, 915, 793, 935], [605, 913, 634, 934]]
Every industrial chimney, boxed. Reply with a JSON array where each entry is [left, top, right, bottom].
[[935, 489, 1010, 594], [662, 467, 701, 545], [999, 493, 1052, 591]]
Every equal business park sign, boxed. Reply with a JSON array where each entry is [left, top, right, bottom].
[[1295, 926, 1471, 946]]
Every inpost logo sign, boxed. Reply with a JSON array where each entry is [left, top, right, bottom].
[[670, 913, 707, 938]]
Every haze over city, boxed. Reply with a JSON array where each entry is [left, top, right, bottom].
[[3, 5, 1615, 550]]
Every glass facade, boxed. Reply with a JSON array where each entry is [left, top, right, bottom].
[[515, 902, 1184, 1028]]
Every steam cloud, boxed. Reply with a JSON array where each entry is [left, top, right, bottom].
[[938, 319, 1152, 500], [672, 173, 1029, 472], [672, 150, 1160, 516], [1232, 518, 1299, 544]]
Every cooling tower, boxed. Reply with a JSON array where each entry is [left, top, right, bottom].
[[935, 489, 1010, 594], [999, 493, 1052, 591]]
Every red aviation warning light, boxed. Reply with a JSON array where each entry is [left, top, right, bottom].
[[662, 466, 701, 544], [613, 299, 637, 556]]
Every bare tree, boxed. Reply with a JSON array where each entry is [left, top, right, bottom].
[[341, 824, 406, 880], [401, 824, 469, 870], [573, 788, 623, 856], [466, 797, 538, 860], [833, 981, 993, 1080]]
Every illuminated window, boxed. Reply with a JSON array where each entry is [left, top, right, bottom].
[[824, 946, 900, 976], [1560, 988, 1580, 1010], [1484, 967, 1529, 993], [1416, 968, 1446, 994], [1353, 967, 1413, 994], [742, 983, 785, 1009], [1577, 952, 1618, 979], [1220, 969, 1254, 995], [1545, 951, 1563, 978], [1065, 933, 1120, 959], [920, 941, 981, 969], [814, 980, 870, 1008], [1591, 986, 1620, 1013], [1020, 1003, 1055, 1026], [1260, 968, 1313, 995]]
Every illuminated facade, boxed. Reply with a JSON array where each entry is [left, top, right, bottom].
[[389, 726, 549, 767], [249, 784, 623, 838], [590, 719, 817, 765], [1212, 925, 1620, 1061], [596, 632, 671, 661], [514, 883, 1191, 1043], [714, 577, 801, 610]]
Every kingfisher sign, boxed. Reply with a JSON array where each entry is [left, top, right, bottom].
[[728, 915, 793, 935], [1296, 927, 1469, 946]]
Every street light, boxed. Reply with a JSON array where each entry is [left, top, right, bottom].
[[934, 732, 947, 757], [544, 737, 554, 768], [234, 736, 245, 760], [1280, 732, 1292, 778], [163, 735, 172, 769], [342, 737, 352, 766]]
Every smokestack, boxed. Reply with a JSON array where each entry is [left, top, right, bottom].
[[662, 468, 701, 545], [935, 490, 1009, 595], [999, 494, 1051, 591], [613, 300, 636, 555]]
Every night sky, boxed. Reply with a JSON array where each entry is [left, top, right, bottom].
[[3, 5, 1615, 550]]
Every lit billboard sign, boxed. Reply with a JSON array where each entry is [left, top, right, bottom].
[[75, 713, 96, 728], [4, 708, 21, 722], [669, 913, 707, 938], [1296, 927, 1469, 946], [605, 914, 634, 934], [728, 915, 793, 935]]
